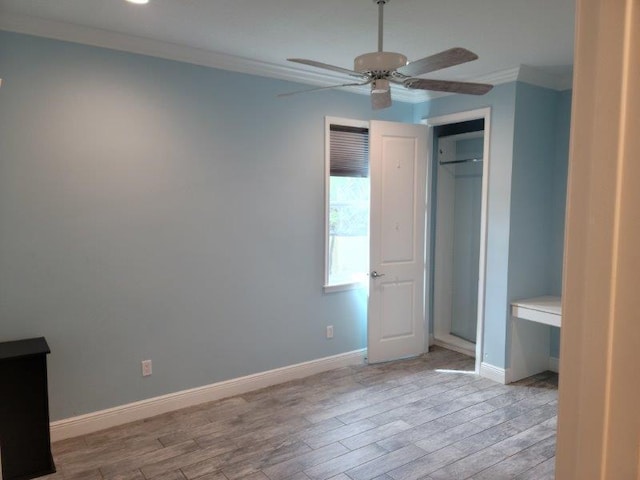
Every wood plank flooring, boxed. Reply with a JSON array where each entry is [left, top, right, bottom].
[[42, 347, 558, 480]]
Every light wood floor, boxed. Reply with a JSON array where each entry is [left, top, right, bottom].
[[43, 347, 558, 480]]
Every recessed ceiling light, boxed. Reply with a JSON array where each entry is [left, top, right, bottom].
[[126, 0, 149, 4]]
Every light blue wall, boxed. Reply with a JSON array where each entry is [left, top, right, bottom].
[[450, 161, 483, 342], [450, 137, 484, 342], [508, 83, 558, 301], [0, 31, 413, 420], [550, 89, 572, 357], [508, 83, 560, 364], [416, 83, 518, 368], [509, 84, 571, 358], [508, 84, 571, 362], [550, 90, 572, 295]]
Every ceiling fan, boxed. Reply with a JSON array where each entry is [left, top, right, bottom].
[[280, 0, 493, 109]]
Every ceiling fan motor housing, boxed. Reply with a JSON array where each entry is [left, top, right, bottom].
[[354, 52, 407, 74]]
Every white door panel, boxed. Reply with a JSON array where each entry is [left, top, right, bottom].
[[368, 120, 427, 364], [381, 139, 416, 262], [380, 281, 414, 338]]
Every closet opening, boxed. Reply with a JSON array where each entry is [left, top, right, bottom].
[[429, 117, 487, 360]]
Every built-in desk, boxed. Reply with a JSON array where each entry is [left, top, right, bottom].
[[509, 296, 561, 382]]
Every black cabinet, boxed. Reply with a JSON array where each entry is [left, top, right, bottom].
[[0, 337, 56, 480]]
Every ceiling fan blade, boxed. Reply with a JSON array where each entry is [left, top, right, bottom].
[[405, 78, 493, 95], [287, 58, 368, 79], [278, 80, 372, 98], [397, 48, 478, 77], [371, 90, 392, 110]]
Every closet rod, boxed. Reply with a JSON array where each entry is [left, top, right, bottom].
[[439, 157, 483, 165]]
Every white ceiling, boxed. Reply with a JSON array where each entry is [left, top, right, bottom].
[[0, 0, 575, 99]]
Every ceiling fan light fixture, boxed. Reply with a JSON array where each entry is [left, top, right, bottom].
[[372, 78, 390, 94], [354, 52, 407, 74]]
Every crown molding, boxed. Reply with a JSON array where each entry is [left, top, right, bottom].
[[0, 12, 571, 104], [473, 65, 573, 91], [517, 64, 573, 91], [475, 66, 521, 85], [0, 13, 313, 82]]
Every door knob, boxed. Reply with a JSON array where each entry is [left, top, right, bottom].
[[370, 271, 385, 278]]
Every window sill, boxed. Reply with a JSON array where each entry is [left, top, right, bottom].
[[323, 282, 367, 294]]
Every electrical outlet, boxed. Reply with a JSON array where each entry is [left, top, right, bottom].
[[141, 359, 152, 377], [326, 325, 334, 339]]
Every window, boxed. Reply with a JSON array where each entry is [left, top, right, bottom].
[[324, 117, 370, 291]]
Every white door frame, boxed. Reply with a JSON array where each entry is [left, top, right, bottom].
[[423, 107, 491, 374]]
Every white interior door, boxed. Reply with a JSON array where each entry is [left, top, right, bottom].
[[368, 120, 428, 364]]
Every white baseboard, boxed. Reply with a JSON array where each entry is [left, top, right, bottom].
[[480, 361, 509, 384], [432, 338, 476, 358], [549, 356, 560, 373], [50, 349, 366, 441]]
